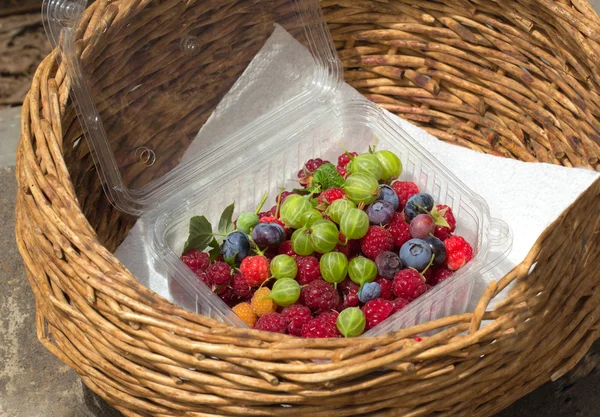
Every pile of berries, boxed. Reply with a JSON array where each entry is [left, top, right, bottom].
[[179, 147, 473, 338]]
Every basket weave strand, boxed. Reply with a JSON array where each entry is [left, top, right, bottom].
[[15, 0, 600, 416], [323, 0, 600, 169]]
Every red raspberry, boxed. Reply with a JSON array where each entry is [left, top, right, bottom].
[[206, 261, 231, 287], [393, 269, 427, 301], [254, 313, 290, 333], [338, 278, 356, 293], [260, 216, 285, 228], [338, 278, 360, 310], [334, 242, 350, 257], [240, 256, 270, 287], [317, 310, 339, 327], [220, 287, 240, 307], [258, 211, 271, 219], [335, 238, 361, 257], [264, 246, 280, 260], [282, 305, 312, 336], [337, 151, 358, 168], [181, 249, 210, 271], [360, 226, 394, 260], [301, 318, 341, 338], [391, 297, 409, 313], [194, 270, 210, 287], [317, 188, 345, 207], [391, 181, 419, 209], [231, 273, 252, 298], [305, 158, 329, 173], [375, 277, 393, 300], [295, 256, 321, 285], [362, 299, 394, 330], [298, 159, 330, 187], [301, 279, 341, 313], [336, 165, 347, 178], [278, 240, 297, 257], [388, 212, 412, 248], [428, 268, 453, 286], [433, 205, 457, 241], [444, 236, 473, 270], [422, 267, 433, 283], [342, 284, 360, 308]]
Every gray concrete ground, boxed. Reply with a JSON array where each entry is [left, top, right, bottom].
[[1, 106, 599, 416]]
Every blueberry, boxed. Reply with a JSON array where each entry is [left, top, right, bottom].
[[221, 231, 250, 262], [377, 185, 399, 211], [404, 193, 434, 221], [375, 251, 402, 279], [424, 236, 446, 265], [271, 223, 286, 237], [252, 223, 285, 247], [366, 200, 395, 225], [358, 282, 382, 303], [399, 238, 433, 271]]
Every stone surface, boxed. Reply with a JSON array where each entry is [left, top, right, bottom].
[[0, 165, 122, 417], [0, 106, 20, 167]]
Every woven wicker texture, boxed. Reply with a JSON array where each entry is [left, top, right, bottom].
[[324, 0, 600, 169], [14, 0, 600, 416]]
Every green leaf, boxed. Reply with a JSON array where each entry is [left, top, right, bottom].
[[218, 203, 235, 235], [292, 188, 311, 195], [183, 216, 214, 254], [430, 206, 450, 229], [309, 163, 345, 192], [208, 246, 221, 262]]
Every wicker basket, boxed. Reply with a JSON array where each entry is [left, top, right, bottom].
[[15, 0, 600, 416]]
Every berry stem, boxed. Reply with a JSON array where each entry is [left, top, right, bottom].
[[252, 245, 267, 257], [339, 141, 356, 162], [254, 193, 268, 215], [421, 254, 436, 275], [275, 188, 285, 218]]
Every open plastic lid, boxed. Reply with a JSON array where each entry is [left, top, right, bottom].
[[43, 0, 342, 214]]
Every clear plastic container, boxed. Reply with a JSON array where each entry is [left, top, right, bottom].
[[148, 100, 512, 334], [44, 0, 512, 335], [43, 0, 341, 214]]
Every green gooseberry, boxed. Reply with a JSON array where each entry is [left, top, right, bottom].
[[267, 279, 301, 307], [270, 254, 298, 280], [309, 220, 339, 254], [280, 194, 311, 229], [336, 307, 366, 337], [340, 208, 370, 240], [343, 172, 379, 205], [348, 256, 378, 289], [301, 208, 322, 227], [348, 153, 383, 180], [326, 199, 356, 224], [236, 212, 259, 234], [319, 252, 348, 285], [291, 227, 314, 256], [374, 150, 402, 182]]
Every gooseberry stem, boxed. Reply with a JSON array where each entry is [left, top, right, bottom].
[[254, 193, 268, 215], [275, 187, 285, 218], [339, 141, 356, 161]]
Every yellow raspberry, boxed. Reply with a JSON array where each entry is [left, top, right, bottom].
[[251, 287, 276, 317], [232, 302, 257, 327]]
